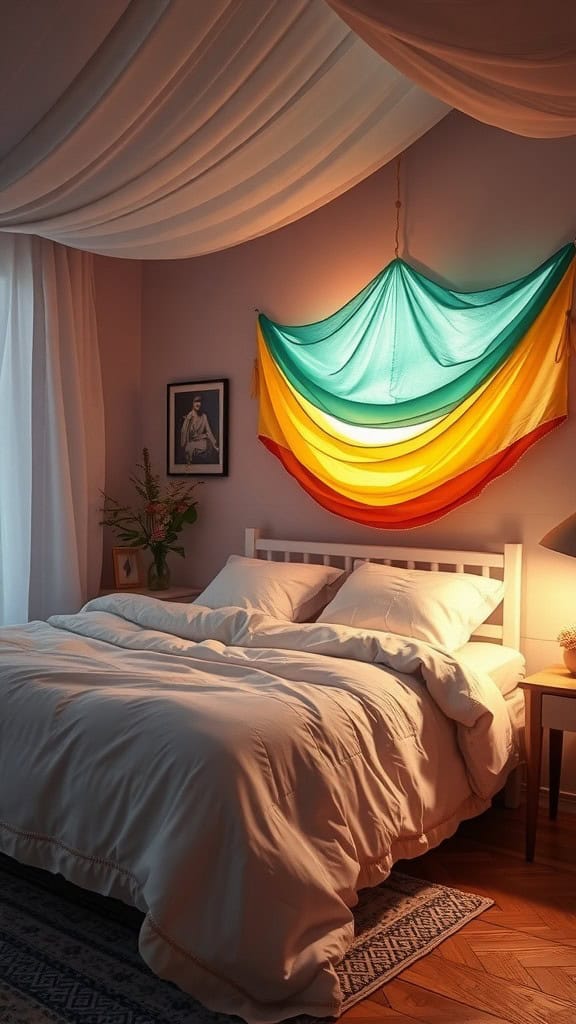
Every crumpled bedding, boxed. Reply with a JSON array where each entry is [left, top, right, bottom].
[[0, 595, 519, 1022]]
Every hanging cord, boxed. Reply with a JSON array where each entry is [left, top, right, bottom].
[[394, 153, 402, 258], [251, 307, 261, 398], [554, 248, 576, 362], [555, 307, 576, 363], [250, 357, 260, 398]]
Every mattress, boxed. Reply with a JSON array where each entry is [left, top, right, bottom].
[[456, 641, 525, 697], [504, 685, 525, 745]]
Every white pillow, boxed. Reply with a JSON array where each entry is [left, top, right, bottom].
[[194, 555, 343, 622], [317, 560, 504, 651]]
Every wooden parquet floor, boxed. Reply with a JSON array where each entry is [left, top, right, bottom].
[[342, 804, 576, 1024]]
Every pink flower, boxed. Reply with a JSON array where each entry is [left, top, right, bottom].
[[100, 448, 200, 552]]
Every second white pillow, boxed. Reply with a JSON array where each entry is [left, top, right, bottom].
[[317, 560, 504, 651]]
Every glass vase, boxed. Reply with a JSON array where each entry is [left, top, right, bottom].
[[148, 550, 171, 591]]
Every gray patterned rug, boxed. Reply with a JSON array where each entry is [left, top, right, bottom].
[[0, 857, 492, 1023]]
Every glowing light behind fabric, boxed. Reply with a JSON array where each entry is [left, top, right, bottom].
[[257, 245, 575, 528]]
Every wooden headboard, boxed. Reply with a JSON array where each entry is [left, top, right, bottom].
[[244, 528, 522, 649]]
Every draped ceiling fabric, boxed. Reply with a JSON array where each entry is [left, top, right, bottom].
[[327, 0, 576, 138], [0, 0, 575, 261], [0, 0, 448, 260], [257, 245, 576, 529]]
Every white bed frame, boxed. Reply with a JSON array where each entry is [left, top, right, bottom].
[[245, 528, 524, 808], [245, 528, 522, 648]]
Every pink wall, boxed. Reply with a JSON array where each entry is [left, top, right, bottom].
[[94, 254, 143, 587], [135, 110, 576, 790], [140, 111, 576, 620]]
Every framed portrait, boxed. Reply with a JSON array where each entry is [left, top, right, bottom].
[[112, 547, 143, 589], [167, 379, 228, 476]]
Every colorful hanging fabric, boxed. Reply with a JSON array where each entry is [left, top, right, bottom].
[[257, 243, 575, 529]]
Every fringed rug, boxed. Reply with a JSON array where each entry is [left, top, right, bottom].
[[0, 858, 492, 1023]]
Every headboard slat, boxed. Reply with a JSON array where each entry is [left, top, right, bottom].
[[244, 529, 522, 649]]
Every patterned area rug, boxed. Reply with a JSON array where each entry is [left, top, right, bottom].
[[0, 858, 492, 1023]]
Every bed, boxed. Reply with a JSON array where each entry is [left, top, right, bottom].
[[0, 528, 525, 1023]]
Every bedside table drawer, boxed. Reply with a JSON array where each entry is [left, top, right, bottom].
[[542, 694, 576, 731]]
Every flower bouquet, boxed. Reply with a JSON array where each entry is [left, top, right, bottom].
[[100, 448, 200, 590]]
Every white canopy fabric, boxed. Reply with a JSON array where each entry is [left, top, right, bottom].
[[0, 0, 448, 260], [327, 0, 576, 139]]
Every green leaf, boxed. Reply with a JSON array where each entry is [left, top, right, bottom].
[[100, 448, 199, 549]]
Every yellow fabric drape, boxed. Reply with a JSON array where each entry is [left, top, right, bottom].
[[258, 262, 574, 505]]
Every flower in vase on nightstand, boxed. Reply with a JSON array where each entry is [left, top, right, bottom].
[[558, 624, 576, 675], [100, 448, 201, 590]]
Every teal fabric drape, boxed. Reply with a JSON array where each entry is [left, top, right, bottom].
[[258, 243, 575, 427]]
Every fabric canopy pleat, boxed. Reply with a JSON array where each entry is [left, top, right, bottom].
[[0, 0, 448, 259], [327, 0, 576, 138], [1, 2, 575, 261]]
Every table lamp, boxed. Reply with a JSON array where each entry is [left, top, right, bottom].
[[540, 511, 576, 674]]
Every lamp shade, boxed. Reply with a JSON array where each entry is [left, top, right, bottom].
[[540, 511, 576, 558]]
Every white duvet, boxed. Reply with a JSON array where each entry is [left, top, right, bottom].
[[0, 595, 519, 1022]]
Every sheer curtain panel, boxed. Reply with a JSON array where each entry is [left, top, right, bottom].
[[0, 236, 104, 625], [0, 236, 34, 625]]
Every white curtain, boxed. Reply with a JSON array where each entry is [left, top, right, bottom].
[[0, 235, 104, 625], [0, 237, 34, 624], [0, 0, 448, 260], [327, 0, 576, 138]]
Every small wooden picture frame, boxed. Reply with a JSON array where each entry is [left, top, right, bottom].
[[112, 547, 143, 589]]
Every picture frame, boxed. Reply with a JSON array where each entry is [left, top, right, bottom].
[[167, 379, 228, 476], [112, 547, 143, 589]]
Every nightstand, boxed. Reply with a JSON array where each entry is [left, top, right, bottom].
[[519, 664, 576, 862], [99, 587, 201, 603]]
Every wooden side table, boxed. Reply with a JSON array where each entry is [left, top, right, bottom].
[[99, 587, 201, 603], [519, 664, 576, 862]]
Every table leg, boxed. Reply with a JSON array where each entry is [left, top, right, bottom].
[[524, 689, 543, 862], [549, 728, 563, 821]]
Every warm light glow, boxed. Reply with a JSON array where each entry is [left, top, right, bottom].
[[319, 410, 441, 444]]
